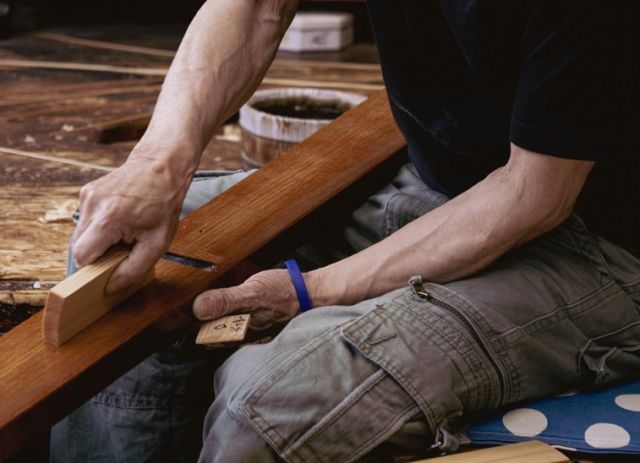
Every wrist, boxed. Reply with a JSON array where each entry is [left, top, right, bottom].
[[304, 267, 346, 308], [127, 142, 198, 194]]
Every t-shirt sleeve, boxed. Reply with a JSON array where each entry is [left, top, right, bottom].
[[510, 2, 637, 161]]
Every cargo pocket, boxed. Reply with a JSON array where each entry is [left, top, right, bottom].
[[340, 289, 504, 454], [236, 312, 421, 463], [236, 289, 505, 461], [578, 323, 640, 386]]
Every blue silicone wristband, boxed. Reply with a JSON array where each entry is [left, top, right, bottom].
[[284, 259, 313, 312]]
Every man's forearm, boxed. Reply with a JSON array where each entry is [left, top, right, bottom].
[[131, 0, 298, 189], [307, 146, 594, 306]]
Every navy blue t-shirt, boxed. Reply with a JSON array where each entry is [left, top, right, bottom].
[[368, 0, 639, 255]]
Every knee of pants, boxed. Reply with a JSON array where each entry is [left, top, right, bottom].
[[200, 401, 277, 463], [204, 315, 429, 463], [205, 339, 303, 432], [201, 346, 287, 463]]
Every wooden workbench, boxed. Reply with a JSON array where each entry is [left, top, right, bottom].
[[0, 25, 383, 332]]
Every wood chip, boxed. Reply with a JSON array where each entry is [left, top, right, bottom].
[[38, 199, 78, 223]]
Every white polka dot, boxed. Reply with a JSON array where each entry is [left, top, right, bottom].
[[502, 408, 548, 437], [555, 390, 578, 397], [615, 394, 640, 412], [584, 423, 631, 449]]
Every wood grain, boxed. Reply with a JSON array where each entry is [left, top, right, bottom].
[[0, 146, 115, 172], [0, 90, 405, 459], [42, 247, 154, 346], [0, 60, 383, 91], [0, 58, 169, 76], [416, 441, 569, 463], [35, 32, 177, 58], [33, 32, 382, 73]]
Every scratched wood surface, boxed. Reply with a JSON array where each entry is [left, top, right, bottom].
[[0, 25, 382, 329], [0, 90, 405, 460]]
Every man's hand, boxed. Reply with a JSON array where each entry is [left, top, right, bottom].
[[68, 0, 298, 294], [192, 269, 305, 330], [72, 156, 186, 294]]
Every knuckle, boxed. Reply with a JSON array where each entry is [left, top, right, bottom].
[[96, 218, 121, 236], [217, 289, 235, 313], [79, 183, 94, 201]]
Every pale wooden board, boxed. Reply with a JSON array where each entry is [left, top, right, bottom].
[[415, 441, 569, 463], [196, 313, 250, 345], [42, 247, 153, 346]]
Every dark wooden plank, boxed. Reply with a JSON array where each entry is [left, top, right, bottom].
[[0, 90, 405, 460]]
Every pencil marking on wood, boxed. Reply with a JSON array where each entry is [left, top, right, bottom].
[[196, 314, 250, 345]]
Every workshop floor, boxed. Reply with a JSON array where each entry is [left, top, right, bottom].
[[0, 24, 382, 333], [0, 23, 632, 463]]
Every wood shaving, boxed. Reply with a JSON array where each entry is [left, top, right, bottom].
[[38, 199, 78, 224]]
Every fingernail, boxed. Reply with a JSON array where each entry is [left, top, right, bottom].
[[193, 295, 214, 320]]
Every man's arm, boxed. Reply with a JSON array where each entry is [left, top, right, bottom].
[[72, 0, 298, 294], [193, 145, 594, 327], [308, 145, 594, 305]]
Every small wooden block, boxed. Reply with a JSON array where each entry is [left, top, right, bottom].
[[42, 247, 154, 346], [415, 441, 569, 463], [196, 314, 250, 345]]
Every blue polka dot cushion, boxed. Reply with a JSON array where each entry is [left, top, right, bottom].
[[467, 378, 640, 454]]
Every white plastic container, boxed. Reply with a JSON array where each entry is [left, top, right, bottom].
[[279, 12, 354, 52]]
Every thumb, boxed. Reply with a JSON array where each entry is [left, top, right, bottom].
[[193, 285, 253, 321]]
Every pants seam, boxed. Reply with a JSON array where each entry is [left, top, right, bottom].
[[590, 319, 640, 342], [238, 328, 351, 460], [382, 191, 402, 237], [225, 342, 308, 407], [498, 281, 619, 343], [341, 404, 420, 463], [400, 294, 500, 409], [243, 402, 296, 461], [284, 369, 388, 456], [398, 305, 486, 410]]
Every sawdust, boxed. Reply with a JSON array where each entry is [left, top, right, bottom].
[[38, 199, 78, 223]]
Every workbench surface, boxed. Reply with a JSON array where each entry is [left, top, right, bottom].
[[0, 24, 382, 332]]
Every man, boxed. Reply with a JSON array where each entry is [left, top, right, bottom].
[[52, 0, 639, 461]]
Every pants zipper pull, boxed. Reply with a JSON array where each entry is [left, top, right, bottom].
[[409, 275, 431, 299]]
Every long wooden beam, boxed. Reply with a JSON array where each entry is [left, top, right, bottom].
[[0, 91, 405, 460], [34, 32, 382, 73], [0, 59, 384, 92]]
